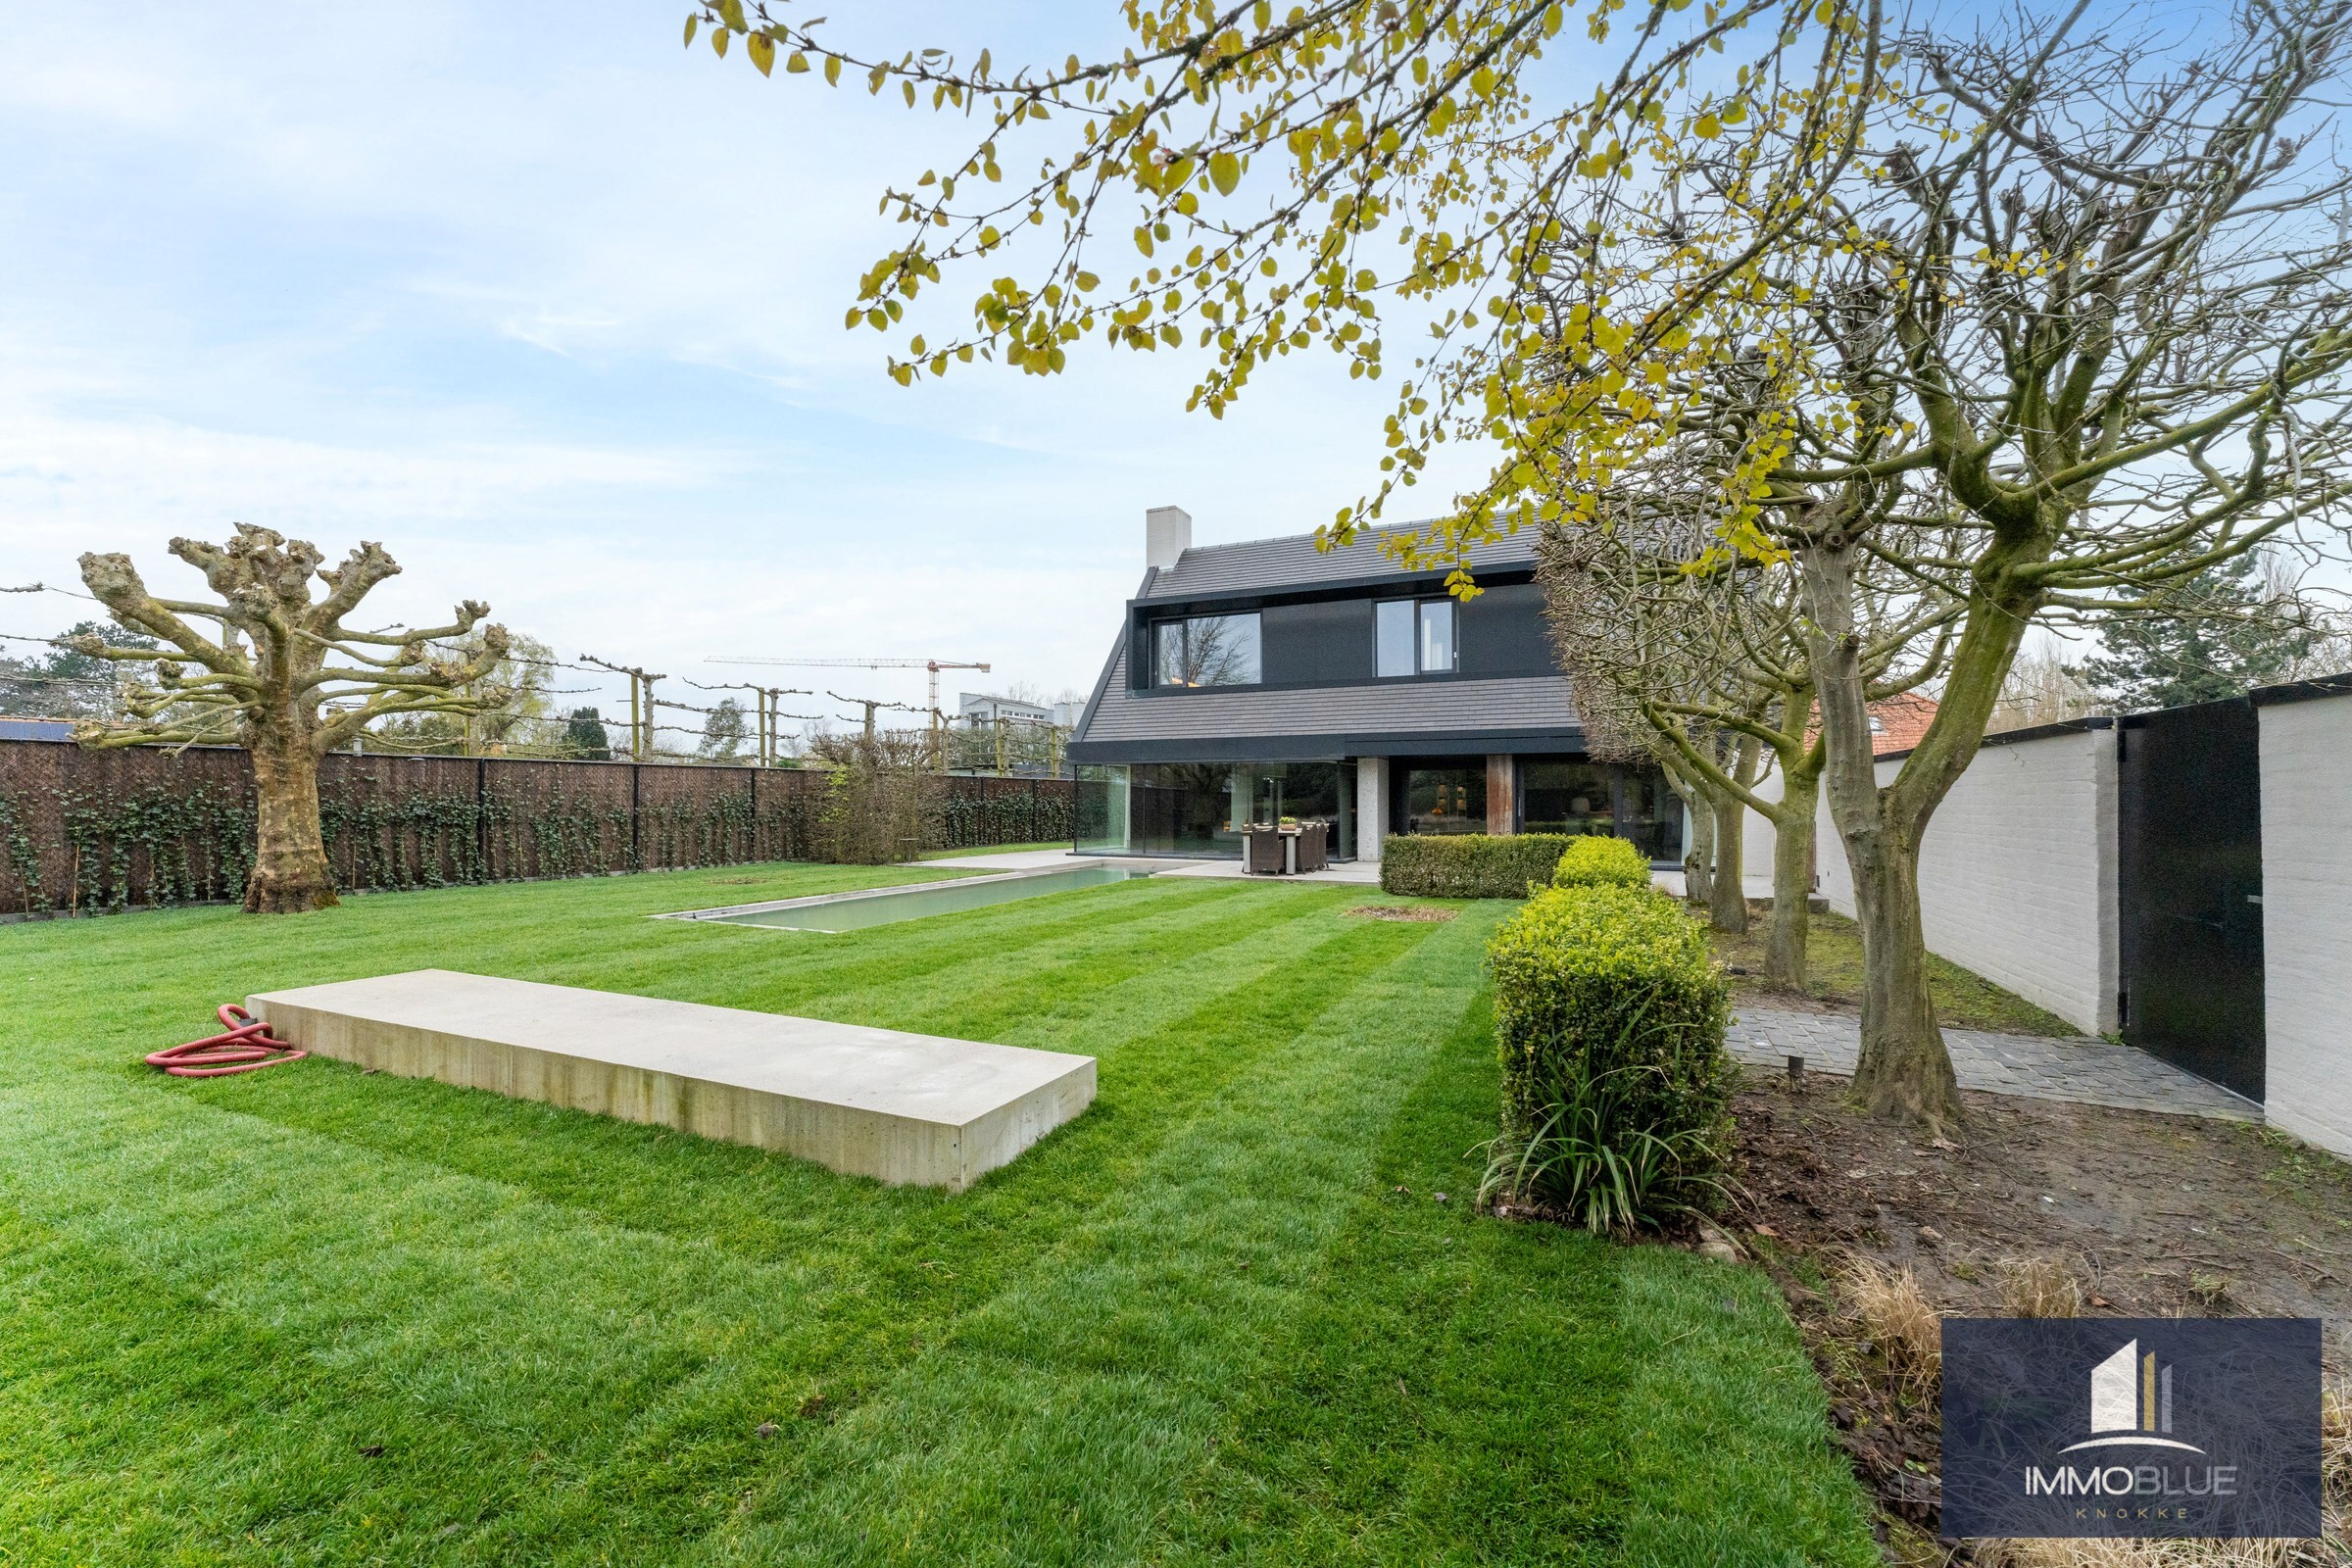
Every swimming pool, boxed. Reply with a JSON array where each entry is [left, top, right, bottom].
[[661, 863, 1160, 933]]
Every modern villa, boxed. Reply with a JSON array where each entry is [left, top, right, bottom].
[[1064, 506, 1685, 862]]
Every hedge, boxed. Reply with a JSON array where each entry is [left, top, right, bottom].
[[1377, 833, 1573, 898], [1550, 834, 1652, 889], [1482, 884, 1734, 1228]]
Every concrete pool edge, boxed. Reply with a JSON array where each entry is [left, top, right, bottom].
[[652, 858, 1201, 926]]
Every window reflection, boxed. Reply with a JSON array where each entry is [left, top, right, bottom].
[[1375, 600, 1416, 677], [1402, 764, 1486, 835], [1153, 613, 1262, 687], [1418, 601, 1455, 672]]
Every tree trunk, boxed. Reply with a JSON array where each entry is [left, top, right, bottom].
[[1796, 525, 2039, 1136], [1796, 534, 1958, 1129], [1841, 813, 1955, 1122], [1761, 761, 1821, 991], [1663, 758, 1713, 907], [246, 730, 339, 913], [1707, 779, 1748, 934]]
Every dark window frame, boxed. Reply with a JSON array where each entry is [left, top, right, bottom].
[[1151, 611, 1264, 689], [1375, 595, 1460, 679]]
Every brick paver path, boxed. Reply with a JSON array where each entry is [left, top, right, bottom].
[[1731, 1005, 2261, 1122]]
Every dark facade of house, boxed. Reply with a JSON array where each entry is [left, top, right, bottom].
[[1064, 508, 1684, 862]]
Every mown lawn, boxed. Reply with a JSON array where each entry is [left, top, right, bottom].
[[1715, 906, 2082, 1037], [1, 863, 1877, 1566]]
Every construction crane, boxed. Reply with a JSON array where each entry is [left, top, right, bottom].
[[707, 656, 991, 716]]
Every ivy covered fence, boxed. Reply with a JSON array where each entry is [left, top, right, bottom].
[[0, 740, 1078, 916]]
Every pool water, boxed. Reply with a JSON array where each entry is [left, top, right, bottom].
[[677, 864, 1157, 932]]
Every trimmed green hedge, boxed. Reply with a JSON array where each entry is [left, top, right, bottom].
[[1551, 834, 1652, 889], [1482, 884, 1735, 1230], [1378, 833, 1573, 899]]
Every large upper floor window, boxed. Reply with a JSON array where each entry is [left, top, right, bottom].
[[1154, 612, 1261, 687], [1376, 598, 1456, 677]]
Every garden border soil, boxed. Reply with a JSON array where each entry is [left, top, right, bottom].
[[1723, 1071, 2352, 1563]]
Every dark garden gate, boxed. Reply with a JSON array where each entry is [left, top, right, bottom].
[[2116, 698, 2267, 1100]]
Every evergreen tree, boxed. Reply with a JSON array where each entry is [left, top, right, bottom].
[[697, 698, 747, 760], [0, 620, 158, 718], [2082, 556, 2316, 711], [564, 707, 612, 761]]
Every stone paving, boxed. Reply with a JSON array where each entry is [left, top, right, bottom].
[[1731, 1005, 2262, 1123]]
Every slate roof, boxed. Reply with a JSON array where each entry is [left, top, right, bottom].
[[1136, 523, 1540, 603], [1068, 645, 1580, 760]]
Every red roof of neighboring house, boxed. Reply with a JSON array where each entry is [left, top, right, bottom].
[[1867, 692, 1938, 756]]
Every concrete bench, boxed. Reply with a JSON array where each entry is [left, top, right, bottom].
[[247, 970, 1095, 1191]]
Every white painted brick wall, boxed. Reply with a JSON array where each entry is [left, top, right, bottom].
[[1814, 729, 2119, 1036], [2258, 695, 2352, 1157]]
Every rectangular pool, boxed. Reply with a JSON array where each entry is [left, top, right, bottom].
[[662, 864, 1159, 933]]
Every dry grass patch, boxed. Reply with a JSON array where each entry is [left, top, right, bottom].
[[1344, 905, 1457, 923], [1841, 1256, 1942, 1392], [1998, 1254, 2085, 1318]]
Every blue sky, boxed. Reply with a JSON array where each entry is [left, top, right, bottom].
[[0, 2, 1496, 728]]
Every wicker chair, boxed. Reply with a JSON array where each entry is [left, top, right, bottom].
[[1295, 820, 1330, 872], [1243, 824, 1288, 874]]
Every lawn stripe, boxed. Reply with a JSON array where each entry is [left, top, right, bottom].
[[687, 909, 1510, 1568], [481, 904, 1447, 1560], [1147, 975, 1638, 1567], [1608, 1250, 1878, 1567], [0, 894, 1434, 1565], [0, 866, 1883, 1568]]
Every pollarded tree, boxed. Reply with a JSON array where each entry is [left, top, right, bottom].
[[71, 526, 509, 913]]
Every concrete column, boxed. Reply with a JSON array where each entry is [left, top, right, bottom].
[[1486, 755, 1516, 835], [1356, 757, 1389, 861]]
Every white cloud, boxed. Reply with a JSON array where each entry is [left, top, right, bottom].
[[0, 0, 1501, 724]]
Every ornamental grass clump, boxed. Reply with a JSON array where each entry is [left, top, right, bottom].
[[1480, 884, 1735, 1233], [1550, 834, 1652, 890]]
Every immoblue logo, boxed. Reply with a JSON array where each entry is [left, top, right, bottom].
[[2065, 1337, 2198, 1454], [1942, 1318, 2321, 1540]]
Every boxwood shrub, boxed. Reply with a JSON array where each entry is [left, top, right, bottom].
[[1550, 833, 1653, 889], [1377, 833, 1572, 899], [1481, 884, 1735, 1231]]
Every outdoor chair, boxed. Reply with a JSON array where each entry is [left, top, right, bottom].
[[1243, 824, 1288, 874], [1295, 820, 1329, 872]]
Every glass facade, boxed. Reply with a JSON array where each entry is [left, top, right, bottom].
[[1519, 758, 1685, 861], [1520, 760, 1615, 836], [1079, 755, 1681, 862], [1400, 762, 1486, 835], [1075, 762, 1350, 858]]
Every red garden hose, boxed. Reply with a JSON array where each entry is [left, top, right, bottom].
[[145, 1004, 309, 1078]]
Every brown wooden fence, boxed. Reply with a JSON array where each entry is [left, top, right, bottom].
[[0, 739, 1082, 916]]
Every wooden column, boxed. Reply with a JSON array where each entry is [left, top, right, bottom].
[[1486, 755, 1516, 835]]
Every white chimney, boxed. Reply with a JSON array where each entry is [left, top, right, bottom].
[[1146, 505, 1193, 571]]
